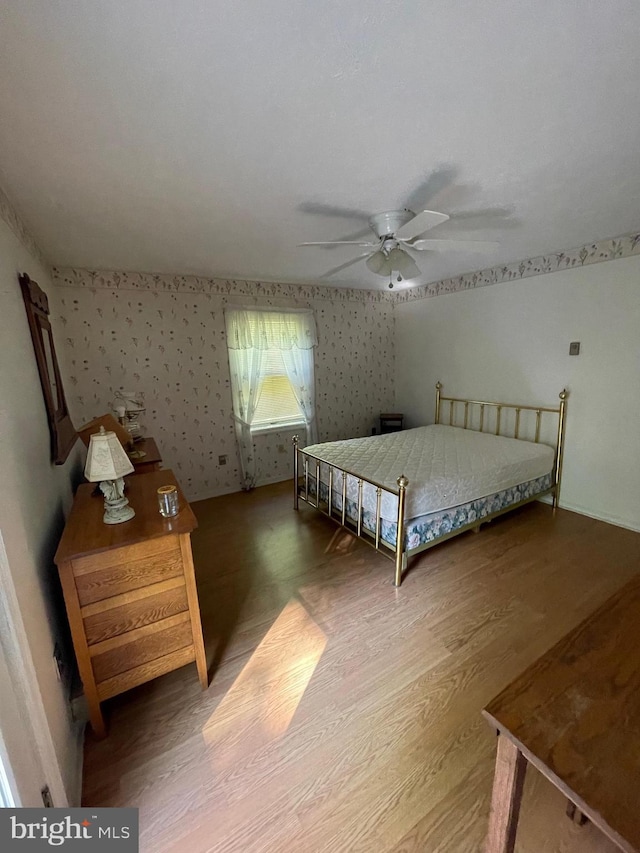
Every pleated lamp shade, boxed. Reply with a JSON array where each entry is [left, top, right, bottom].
[[84, 427, 134, 482]]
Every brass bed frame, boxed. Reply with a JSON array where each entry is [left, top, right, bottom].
[[293, 383, 568, 586]]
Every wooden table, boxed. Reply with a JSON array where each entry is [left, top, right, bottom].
[[482, 574, 640, 853], [55, 469, 208, 738]]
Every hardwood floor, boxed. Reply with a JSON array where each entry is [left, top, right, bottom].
[[82, 481, 640, 852]]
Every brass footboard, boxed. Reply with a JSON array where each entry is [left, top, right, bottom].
[[293, 434, 409, 587]]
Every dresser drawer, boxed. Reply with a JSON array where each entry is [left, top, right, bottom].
[[91, 615, 194, 684], [83, 581, 189, 645], [97, 646, 196, 703], [73, 539, 184, 606]]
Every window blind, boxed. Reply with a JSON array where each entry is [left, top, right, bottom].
[[252, 349, 304, 427]]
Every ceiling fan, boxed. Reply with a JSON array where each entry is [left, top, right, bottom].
[[298, 208, 499, 285]]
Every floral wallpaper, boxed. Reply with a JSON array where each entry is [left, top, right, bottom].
[[51, 268, 395, 500], [27, 221, 640, 503], [395, 230, 640, 303]]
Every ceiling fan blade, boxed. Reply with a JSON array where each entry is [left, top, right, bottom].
[[320, 254, 370, 278], [298, 202, 371, 221], [298, 241, 378, 248], [410, 238, 499, 252], [395, 210, 450, 241], [444, 207, 520, 231]]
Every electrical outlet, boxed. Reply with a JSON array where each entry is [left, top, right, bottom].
[[218, 454, 227, 465], [569, 341, 580, 355]]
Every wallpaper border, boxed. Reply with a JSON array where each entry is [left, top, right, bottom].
[[52, 228, 640, 304], [393, 229, 640, 303], [52, 267, 395, 304], [0, 183, 48, 266]]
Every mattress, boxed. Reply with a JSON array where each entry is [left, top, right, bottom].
[[302, 424, 554, 523]]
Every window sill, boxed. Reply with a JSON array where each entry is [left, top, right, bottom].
[[250, 422, 307, 436]]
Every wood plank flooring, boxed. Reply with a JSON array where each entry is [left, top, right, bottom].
[[82, 481, 640, 852]]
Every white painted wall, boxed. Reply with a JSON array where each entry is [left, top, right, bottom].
[[395, 255, 640, 532], [0, 213, 83, 804]]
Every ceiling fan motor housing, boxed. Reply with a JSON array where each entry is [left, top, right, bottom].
[[368, 209, 414, 238]]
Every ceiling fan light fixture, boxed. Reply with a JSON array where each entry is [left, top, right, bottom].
[[365, 251, 389, 276], [387, 246, 407, 270], [387, 247, 421, 279]]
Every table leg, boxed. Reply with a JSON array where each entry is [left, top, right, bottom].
[[485, 735, 527, 853]]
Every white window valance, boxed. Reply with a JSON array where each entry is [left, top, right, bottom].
[[225, 307, 317, 351]]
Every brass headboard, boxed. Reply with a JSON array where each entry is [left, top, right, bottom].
[[434, 382, 568, 509]]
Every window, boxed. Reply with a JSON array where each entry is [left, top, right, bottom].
[[225, 307, 318, 489], [251, 348, 306, 430]]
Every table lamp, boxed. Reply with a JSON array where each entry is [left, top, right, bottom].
[[84, 427, 136, 524], [113, 389, 145, 441]]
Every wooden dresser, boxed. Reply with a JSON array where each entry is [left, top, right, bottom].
[[54, 469, 208, 738]]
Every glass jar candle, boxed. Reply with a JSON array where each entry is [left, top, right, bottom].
[[157, 484, 179, 517]]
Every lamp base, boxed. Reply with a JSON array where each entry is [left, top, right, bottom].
[[99, 478, 136, 525], [103, 501, 135, 525]]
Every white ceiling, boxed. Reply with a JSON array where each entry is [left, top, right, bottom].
[[1, 1, 640, 291]]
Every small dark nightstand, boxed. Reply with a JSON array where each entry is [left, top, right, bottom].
[[380, 413, 404, 434], [128, 436, 162, 474]]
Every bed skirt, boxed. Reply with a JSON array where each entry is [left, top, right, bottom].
[[306, 472, 552, 551]]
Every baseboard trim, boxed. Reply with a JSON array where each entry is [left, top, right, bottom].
[[255, 473, 293, 488], [559, 501, 639, 533], [538, 494, 640, 533], [188, 476, 292, 503], [187, 483, 243, 503]]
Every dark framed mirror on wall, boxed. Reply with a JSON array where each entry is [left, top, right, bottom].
[[19, 272, 78, 465]]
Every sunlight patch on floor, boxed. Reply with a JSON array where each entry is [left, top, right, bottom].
[[324, 527, 359, 555], [202, 599, 327, 771]]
